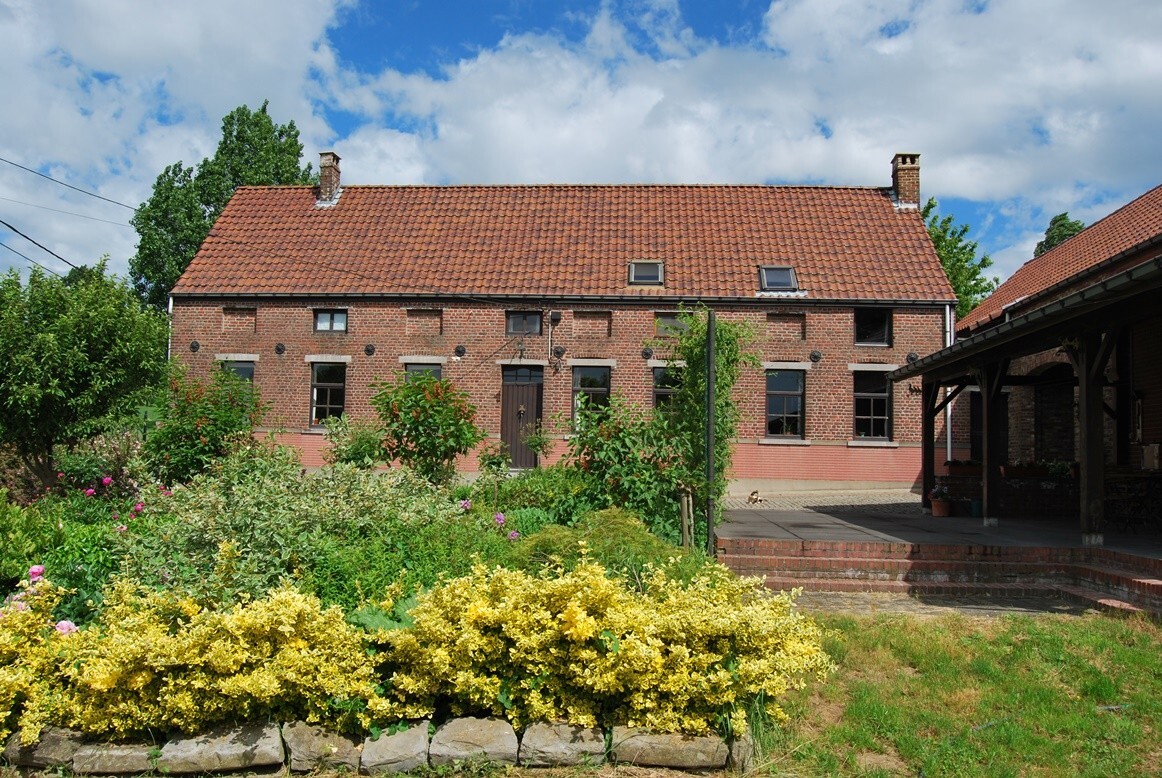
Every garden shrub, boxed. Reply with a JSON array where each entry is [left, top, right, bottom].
[[0, 572, 71, 745], [510, 508, 712, 586], [566, 396, 687, 543], [121, 442, 515, 607], [1, 577, 382, 742], [373, 559, 833, 735], [321, 415, 384, 469], [144, 366, 265, 484], [0, 495, 56, 587], [370, 372, 484, 485], [470, 464, 596, 526], [53, 431, 144, 498]]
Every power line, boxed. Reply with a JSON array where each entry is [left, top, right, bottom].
[[0, 240, 63, 276], [0, 217, 79, 269], [0, 195, 133, 227], [0, 155, 136, 210]]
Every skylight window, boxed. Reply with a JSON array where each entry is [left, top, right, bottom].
[[759, 266, 798, 291], [629, 261, 664, 286]]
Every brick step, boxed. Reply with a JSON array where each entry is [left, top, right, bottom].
[[718, 540, 1162, 574], [725, 557, 1162, 617], [722, 555, 1162, 599], [759, 577, 1148, 617]]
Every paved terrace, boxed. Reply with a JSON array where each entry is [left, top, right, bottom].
[[719, 488, 1162, 559]]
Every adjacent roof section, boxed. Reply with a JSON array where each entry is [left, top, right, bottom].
[[958, 185, 1162, 334], [172, 184, 955, 303]]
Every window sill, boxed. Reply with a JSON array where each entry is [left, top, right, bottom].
[[847, 439, 899, 448], [854, 342, 891, 348], [759, 437, 811, 446]]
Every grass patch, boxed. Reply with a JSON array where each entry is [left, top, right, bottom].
[[761, 610, 1162, 777]]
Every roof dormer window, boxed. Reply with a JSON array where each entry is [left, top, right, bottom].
[[759, 266, 797, 292], [629, 261, 664, 286]]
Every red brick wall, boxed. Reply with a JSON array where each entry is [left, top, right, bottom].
[[172, 299, 948, 485]]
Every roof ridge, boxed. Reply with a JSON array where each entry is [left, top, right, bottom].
[[233, 183, 892, 191]]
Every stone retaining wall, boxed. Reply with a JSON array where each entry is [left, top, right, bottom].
[[4, 718, 754, 774]]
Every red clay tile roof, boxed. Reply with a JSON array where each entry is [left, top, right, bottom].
[[172, 184, 955, 303], [959, 185, 1162, 334]]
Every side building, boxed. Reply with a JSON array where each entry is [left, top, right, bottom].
[[170, 152, 956, 492]]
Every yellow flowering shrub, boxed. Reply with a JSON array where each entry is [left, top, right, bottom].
[[374, 558, 833, 735], [0, 577, 70, 745], [4, 579, 383, 742]]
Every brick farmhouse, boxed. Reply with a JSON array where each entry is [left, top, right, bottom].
[[170, 152, 956, 492]]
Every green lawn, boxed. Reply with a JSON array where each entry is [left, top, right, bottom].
[[760, 610, 1162, 777]]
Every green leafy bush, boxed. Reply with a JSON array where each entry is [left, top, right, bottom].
[[370, 372, 484, 485], [322, 415, 384, 469], [0, 494, 57, 586], [121, 442, 513, 608], [470, 463, 596, 525], [566, 396, 687, 542], [143, 366, 265, 484]]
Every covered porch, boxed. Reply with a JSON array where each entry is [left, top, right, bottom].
[[890, 256, 1162, 546]]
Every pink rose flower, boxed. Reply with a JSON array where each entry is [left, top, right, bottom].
[[101, 476, 113, 486], [83, 488, 96, 497], [132, 502, 144, 513], [28, 565, 45, 582]]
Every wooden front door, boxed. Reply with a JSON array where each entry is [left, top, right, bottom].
[[501, 366, 544, 469]]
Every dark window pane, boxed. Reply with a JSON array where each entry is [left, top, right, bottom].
[[314, 363, 345, 383], [506, 311, 542, 335], [222, 361, 254, 381], [854, 308, 891, 345], [405, 363, 442, 380], [854, 371, 888, 394], [766, 371, 802, 393], [765, 369, 805, 439], [760, 266, 796, 290], [630, 262, 663, 284], [574, 366, 611, 390]]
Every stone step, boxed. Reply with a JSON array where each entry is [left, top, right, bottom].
[[723, 555, 1162, 596], [760, 577, 1146, 616]]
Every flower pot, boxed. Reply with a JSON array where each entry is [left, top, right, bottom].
[[930, 498, 953, 517]]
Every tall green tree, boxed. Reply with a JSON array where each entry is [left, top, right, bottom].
[[130, 101, 315, 308], [923, 198, 999, 320], [0, 262, 168, 485], [1034, 212, 1085, 257]]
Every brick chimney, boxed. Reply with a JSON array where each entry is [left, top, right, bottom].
[[318, 151, 341, 203], [891, 152, 920, 209]]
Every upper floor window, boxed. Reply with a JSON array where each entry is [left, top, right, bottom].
[[506, 311, 543, 336], [629, 261, 664, 286], [759, 266, 797, 291], [853, 371, 891, 439], [654, 312, 689, 338], [766, 370, 805, 438], [854, 308, 892, 346], [314, 309, 348, 332]]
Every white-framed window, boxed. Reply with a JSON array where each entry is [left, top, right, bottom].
[[314, 309, 348, 332], [853, 370, 891, 439], [506, 311, 543, 336]]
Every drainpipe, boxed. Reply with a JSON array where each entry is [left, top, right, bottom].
[[166, 294, 173, 361], [945, 303, 954, 463]]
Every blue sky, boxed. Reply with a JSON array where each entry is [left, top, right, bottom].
[[2, 0, 1161, 286]]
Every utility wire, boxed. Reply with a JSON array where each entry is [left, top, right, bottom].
[[0, 240, 63, 276], [0, 155, 135, 210], [0, 217, 79, 269], [0, 195, 133, 227]]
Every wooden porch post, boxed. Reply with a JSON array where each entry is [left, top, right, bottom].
[[975, 360, 1008, 527], [1076, 331, 1107, 544], [921, 379, 938, 508]]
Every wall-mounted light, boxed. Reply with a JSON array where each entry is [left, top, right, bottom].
[[275, 343, 286, 355], [189, 341, 200, 353], [809, 350, 822, 363], [641, 347, 654, 360], [454, 344, 467, 357], [364, 344, 376, 356], [549, 310, 562, 326]]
